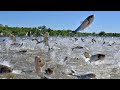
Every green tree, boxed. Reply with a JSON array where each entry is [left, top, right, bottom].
[[99, 31, 106, 36]]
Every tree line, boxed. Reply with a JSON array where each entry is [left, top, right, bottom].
[[0, 24, 120, 37]]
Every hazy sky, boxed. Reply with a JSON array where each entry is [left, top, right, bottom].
[[0, 11, 119, 33]]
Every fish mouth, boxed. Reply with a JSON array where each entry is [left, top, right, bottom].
[[91, 15, 95, 17], [89, 15, 95, 18]]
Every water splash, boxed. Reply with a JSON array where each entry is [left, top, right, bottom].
[[0, 60, 12, 67], [12, 70, 22, 74]]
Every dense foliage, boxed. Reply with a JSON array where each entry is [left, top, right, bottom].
[[0, 25, 120, 37]]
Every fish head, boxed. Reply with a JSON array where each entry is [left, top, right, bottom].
[[89, 15, 95, 18], [0, 65, 13, 73], [35, 56, 43, 62], [87, 15, 95, 22], [35, 55, 45, 67], [84, 52, 91, 58]]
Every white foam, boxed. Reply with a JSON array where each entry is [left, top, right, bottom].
[[93, 61, 101, 65], [67, 48, 72, 56], [12, 70, 22, 74], [0, 78, 7, 79], [50, 50, 56, 60], [81, 55, 90, 62], [117, 62, 120, 67], [58, 59, 65, 65], [0, 61, 11, 67]]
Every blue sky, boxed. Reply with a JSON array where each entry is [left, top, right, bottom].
[[0, 11, 119, 33]]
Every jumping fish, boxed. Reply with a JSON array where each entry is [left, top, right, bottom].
[[72, 15, 95, 33]]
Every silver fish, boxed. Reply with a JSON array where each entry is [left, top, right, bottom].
[[83, 52, 106, 62], [72, 46, 83, 51], [69, 73, 96, 79], [72, 15, 95, 33]]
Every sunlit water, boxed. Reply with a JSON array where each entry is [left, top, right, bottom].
[[0, 36, 120, 79]]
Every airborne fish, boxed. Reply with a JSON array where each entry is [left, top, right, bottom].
[[83, 52, 106, 63], [32, 38, 44, 44], [72, 15, 95, 33], [71, 46, 84, 51], [44, 32, 49, 46], [69, 73, 96, 79]]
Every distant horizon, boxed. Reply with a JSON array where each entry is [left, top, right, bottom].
[[0, 23, 120, 34], [0, 11, 120, 33], [1, 24, 120, 34]]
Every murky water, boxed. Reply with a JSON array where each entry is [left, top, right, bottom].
[[0, 36, 120, 79]]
